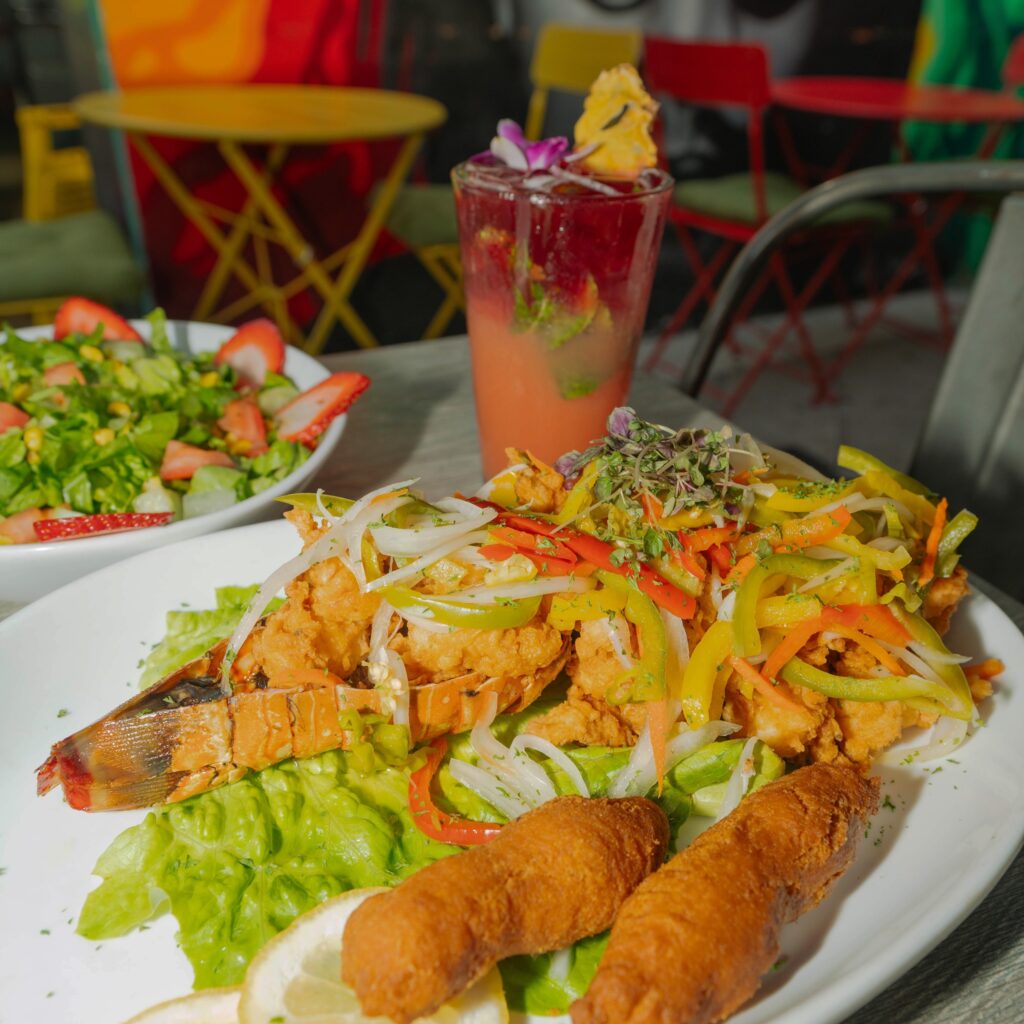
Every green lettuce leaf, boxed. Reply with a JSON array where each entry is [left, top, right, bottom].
[[77, 748, 455, 988], [139, 584, 276, 688]]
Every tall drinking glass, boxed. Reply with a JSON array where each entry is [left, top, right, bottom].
[[452, 163, 672, 478]]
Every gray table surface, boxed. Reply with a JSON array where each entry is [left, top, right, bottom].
[[319, 336, 1024, 1024]]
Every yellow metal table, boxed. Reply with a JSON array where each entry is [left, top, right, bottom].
[[74, 85, 448, 352]]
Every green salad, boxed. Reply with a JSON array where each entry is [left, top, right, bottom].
[[0, 308, 309, 543], [79, 586, 783, 1013]]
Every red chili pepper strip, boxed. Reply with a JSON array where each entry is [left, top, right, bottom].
[[671, 547, 706, 581], [408, 737, 502, 846], [478, 544, 516, 562], [490, 524, 576, 562], [706, 543, 735, 576], [520, 551, 590, 577], [560, 532, 696, 619]]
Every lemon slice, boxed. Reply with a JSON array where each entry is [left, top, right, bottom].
[[239, 887, 508, 1024], [123, 987, 241, 1023]]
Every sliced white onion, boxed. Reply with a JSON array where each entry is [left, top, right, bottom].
[[448, 576, 595, 605], [372, 505, 496, 558], [449, 759, 532, 819], [346, 494, 413, 579], [475, 464, 527, 500], [608, 719, 738, 799], [471, 709, 556, 807], [661, 608, 690, 672], [314, 488, 339, 523], [365, 530, 491, 592], [548, 948, 573, 983], [716, 590, 738, 622], [595, 615, 633, 670], [709, 572, 724, 613], [398, 609, 452, 633], [510, 734, 589, 797], [750, 482, 777, 498], [801, 545, 847, 560], [798, 556, 857, 593], [876, 639, 943, 684], [877, 715, 969, 766], [868, 536, 905, 552], [716, 736, 759, 821], [907, 640, 970, 665]]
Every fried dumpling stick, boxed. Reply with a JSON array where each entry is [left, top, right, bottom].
[[343, 795, 669, 1024], [572, 764, 880, 1024]]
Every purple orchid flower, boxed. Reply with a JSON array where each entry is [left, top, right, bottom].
[[490, 119, 569, 172]]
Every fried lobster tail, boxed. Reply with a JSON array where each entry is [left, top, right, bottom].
[[571, 764, 880, 1024], [36, 637, 570, 812], [342, 795, 670, 1024]]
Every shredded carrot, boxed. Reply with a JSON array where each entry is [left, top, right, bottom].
[[762, 619, 822, 680], [478, 544, 516, 561], [681, 524, 739, 553], [965, 658, 1004, 680], [831, 604, 911, 646], [647, 697, 669, 795], [918, 497, 948, 587], [728, 655, 804, 712], [826, 625, 906, 676], [370, 487, 408, 505], [728, 507, 854, 584]]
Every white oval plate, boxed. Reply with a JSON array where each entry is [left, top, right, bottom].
[[0, 320, 347, 603], [0, 519, 1021, 1023]]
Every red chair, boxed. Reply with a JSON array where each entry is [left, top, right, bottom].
[[642, 37, 889, 414]]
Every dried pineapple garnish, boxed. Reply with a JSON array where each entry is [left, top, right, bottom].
[[573, 64, 658, 179]]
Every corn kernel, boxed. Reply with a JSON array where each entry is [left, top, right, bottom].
[[93, 427, 116, 446], [107, 401, 132, 418], [27, 450, 40, 466], [199, 371, 220, 388], [24, 426, 43, 451], [80, 344, 104, 363], [11, 382, 29, 402], [226, 435, 251, 456]]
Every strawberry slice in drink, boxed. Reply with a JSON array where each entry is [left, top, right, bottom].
[[213, 319, 286, 388], [275, 372, 370, 447], [160, 440, 236, 481], [53, 298, 142, 342], [0, 402, 29, 432], [33, 512, 174, 542], [218, 398, 268, 456]]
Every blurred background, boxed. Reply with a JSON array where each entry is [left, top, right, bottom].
[[0, 0, 1021, 477]]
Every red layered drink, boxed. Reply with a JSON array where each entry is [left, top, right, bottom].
[[453, 161, 671, 477]]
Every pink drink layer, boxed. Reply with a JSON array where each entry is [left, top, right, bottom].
[[453, 162, 672, 477]]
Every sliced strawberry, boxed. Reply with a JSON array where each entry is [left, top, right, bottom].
[[159, 440, 236, 481], [218, 398, 268, 456], [275, 372, 370, 448], [53, 298, 142, 342], [42, 362, 86, 387], [0, 507, 57, 544], [33, 512, 174, 543], [0, 402, 29, 432], [213, 319, 286, 388]]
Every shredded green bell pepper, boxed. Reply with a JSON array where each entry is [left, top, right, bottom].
[[732, 553, 842, 658], [936, 509, 978, 578], [892, 607, 974, 719], [596, 571, 666, 703], [780, 658, 970, 718], [681, 620, 734, 726], [381, 586, 541, 630], [879, 582, 923, 614], [838, 446, 933, 497], [826, 533, 911, 572], [554, 461, 598, 525], [278, 491, 354, 516]]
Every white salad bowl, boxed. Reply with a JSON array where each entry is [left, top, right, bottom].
[[0, 319, 347, 604]]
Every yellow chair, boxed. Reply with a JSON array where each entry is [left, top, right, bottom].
[[524, 23, 641, 140], [0, 105, 142, 324], [384, 22, 641, 340], [17, 105, 96, 223]]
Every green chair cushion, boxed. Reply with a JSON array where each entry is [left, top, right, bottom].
[[673, 171, 891, 227], [380, 183, 458, 248], [0, 209, 143, 304]]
